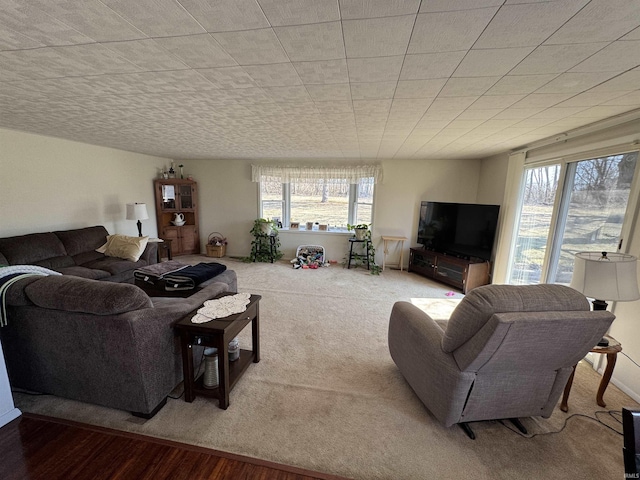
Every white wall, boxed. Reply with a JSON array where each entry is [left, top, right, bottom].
[[0, 128, 168, 238], [185, 157, 482, 268]]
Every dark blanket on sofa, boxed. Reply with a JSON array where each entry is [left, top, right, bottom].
[[163, 262, 227, 291]]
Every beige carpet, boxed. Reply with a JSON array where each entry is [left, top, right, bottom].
[[14, 256, 640, 480]]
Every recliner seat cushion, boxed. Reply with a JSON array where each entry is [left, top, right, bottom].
[[24, 275, 152, 315]]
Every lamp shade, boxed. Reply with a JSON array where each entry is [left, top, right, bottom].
[[126, 203, 149, 221], [570, 252, 640, 302]]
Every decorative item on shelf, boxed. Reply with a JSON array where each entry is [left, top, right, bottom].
[[168, 162, 176, 178], [345, 223, 380, 274], [171, 212, 185, 226], [179, 164, 184, 179], [305, 222, 314, 231], [570, 251, 640, 347], [319, 224, 328, 231], [228, 337, 240, 362], [126, 203, 149, 237], [290, 222, 299, 229], [206, 232, 227, 258]]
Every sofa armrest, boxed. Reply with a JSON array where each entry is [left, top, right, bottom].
[[140, 242, 158, 265], [388, 301, 475, 427]]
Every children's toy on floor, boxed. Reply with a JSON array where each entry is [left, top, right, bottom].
[[292, 245, 326, 269]]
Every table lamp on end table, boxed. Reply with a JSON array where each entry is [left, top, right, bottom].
[[570, 251, 640, 346]]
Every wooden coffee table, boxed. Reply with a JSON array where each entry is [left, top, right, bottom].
[[174, 293, 261, 409]]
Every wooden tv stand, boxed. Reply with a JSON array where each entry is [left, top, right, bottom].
[[408, 248, 490, 294]]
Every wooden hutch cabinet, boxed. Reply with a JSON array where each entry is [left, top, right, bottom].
[[154, 179, 199, 256], [408, 248, 490, 294]]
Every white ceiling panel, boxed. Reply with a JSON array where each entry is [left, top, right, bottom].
[[275, 22, 345, 62], [408, 9, 498, 54], [1, 1, 640, 160], [343, 15, 415, 58]]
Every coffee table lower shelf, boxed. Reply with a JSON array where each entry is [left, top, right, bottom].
[[191, 349, 254, 399]]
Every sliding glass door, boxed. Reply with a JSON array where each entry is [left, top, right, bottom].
[[509, 152, 639, 285]]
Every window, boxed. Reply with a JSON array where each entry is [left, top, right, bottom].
[[253, 165, 382, 231], [508, 152, 639, 285]]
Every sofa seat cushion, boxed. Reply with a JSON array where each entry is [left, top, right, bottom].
[[24, 275, 152, 315], [55, 266, 111, 280], [83, 256, 149, 275]]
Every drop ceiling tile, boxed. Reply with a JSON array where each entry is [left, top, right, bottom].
[[492, 107, 545, 120], [28, 0, 146, 42], [572, 105, 633, 118], [603, 91, 640, 106], [243, 63, 303, 87], [197, 66, 258, 89], [622, 26, 640, 40], [100, 0, 205, 37], [395, 79, 447, 98], [0, 3, 95, 46], [306, 83, 352, 102], [469, 94, 525, 110], [439, 77, 500, 97], [347, 56, 404, 83], [569, 41, 640, 73], [587, 71, 640, 93], [350, 82, 397, 100], [104, 39, 189, 71], [353, 99, 392, 115], [456, 109, 502, 120], [554, 90, 631, 108], [0, 26, 43, 50], [514, 118, 555, 128], [178, 0, 269, 32], [419, 0, 503, 12], [486, 74, 558, 95], [408, 8, 497, 54], [428, 96, 478, 113], [314, 101, 354, 113], [274, 22, 345, 62], [510, 43, 609, 75], [258, 0, 339, 26], [293, 59, 349, 84], [530, 107, 589, 119], [454, 47, 534, 77], [339, 0, 420, 19], [343, 15, 415, 58], [534, 72, 618, 94], [546, 0, 640, 45], [263, 86, 313, 102], [474, 2, 587, 49], [400, 52, 466, 80], [212, 29, 289, 65], [511, 93, 574, 109], [153, 34, 237, 68]]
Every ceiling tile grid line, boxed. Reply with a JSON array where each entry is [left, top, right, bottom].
[[2, 0, 640, 160]]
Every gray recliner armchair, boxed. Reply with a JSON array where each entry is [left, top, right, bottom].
[[388, 284, 615, 438]]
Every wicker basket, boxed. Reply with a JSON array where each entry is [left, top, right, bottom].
[[206, 232, 227, 258]]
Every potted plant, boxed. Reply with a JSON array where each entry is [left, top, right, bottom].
[[348, 223, 370, 241], [243, 219, 283, 263], [254, 218, 276, 236]]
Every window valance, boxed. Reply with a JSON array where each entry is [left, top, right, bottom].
[[251, 164, 383, 184]]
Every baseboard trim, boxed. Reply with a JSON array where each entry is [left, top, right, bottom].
[[0, 408, 21, 429]]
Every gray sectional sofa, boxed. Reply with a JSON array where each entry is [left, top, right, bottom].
[[0, 225, 157, 282], [0, 225, 239, 417]]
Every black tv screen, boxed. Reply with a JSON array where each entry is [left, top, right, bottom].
[[417, 202, 500, 261]]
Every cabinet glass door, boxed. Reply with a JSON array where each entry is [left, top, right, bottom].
[[180, 185, 193, 209], [436, 259, 464, 283], [162, 185, 176, 210]]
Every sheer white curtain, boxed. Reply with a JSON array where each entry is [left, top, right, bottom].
[[251, 164, 383, 184]]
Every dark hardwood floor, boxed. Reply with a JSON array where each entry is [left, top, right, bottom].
[[0, 413, 350, 480]]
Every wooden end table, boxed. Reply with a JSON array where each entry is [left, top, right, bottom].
[[174, 293, 261, 410], [560, 336, 622, 412]]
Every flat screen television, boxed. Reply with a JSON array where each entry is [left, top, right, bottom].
[[417, 201, 500, 261]]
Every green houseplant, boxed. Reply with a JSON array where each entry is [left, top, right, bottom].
[[243, 218, 283, 263], [345, 224, 380, 274]]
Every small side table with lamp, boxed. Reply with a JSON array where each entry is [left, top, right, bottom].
[[561, 251, 640, 411]]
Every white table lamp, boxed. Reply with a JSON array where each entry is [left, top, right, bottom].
[[126, 203, 149, 237]]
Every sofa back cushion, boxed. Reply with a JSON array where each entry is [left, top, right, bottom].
[[441, 284, 590, 353], [0, 232, 73, 268], [55, 226, 109, 257], [25, 275, 152, 315]]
